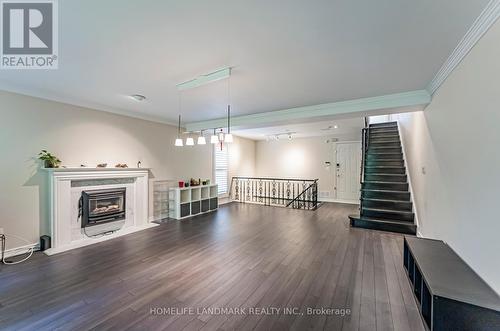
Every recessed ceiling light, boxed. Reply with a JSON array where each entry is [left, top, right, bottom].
[[333, 125, 338, 129], [130, 94, 146, 102]]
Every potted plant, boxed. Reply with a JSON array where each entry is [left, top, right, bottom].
[[38, 150, 61, 168]]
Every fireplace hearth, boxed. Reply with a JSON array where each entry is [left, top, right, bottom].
[[80, 188, 126, 228]]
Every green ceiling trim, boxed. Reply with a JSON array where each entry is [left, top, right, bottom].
[[186, 89, 431, 131]]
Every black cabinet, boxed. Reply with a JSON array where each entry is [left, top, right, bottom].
[[403, 236, 500, 330]]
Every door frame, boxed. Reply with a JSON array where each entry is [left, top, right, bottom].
[[333, 141, 361, 204]]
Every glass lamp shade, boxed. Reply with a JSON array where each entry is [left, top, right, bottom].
[[210, 135, 219, 144], [197, 136, 206, 145], [225, 133, 233, 143], [186, 137, 195, 146], [175, 138, 183, 146]]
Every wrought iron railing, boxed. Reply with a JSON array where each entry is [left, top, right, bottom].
[[230, 177, 318, 210]]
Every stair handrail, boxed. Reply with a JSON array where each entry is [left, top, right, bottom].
[[360, 117, 369, 212], [285, 179, 318, 209]]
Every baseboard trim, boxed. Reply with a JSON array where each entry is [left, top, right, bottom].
[[2, 242, 39, 259]]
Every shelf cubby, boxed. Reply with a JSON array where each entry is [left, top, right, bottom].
[[180, 189, 190, 203], [191, 188, 201, 201], [169, 184, 218, 220], [201, 186, 210, 199]]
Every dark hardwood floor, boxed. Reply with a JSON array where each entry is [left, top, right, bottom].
[[0, 203, 424, 331]]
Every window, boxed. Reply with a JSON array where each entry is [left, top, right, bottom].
[[214, 144, 229, 195]]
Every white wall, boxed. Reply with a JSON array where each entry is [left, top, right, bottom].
[[0, 91, 220, 251], [228, 135, 256, 179], [390, 19, 500, 293], [255, 135, 360, 201]]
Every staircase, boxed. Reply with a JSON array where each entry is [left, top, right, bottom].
[[349, 121, 417, 235]]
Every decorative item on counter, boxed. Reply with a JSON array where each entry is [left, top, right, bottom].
[[80, 164, 87, 168], [137, 161, 142, 168], [178, 181, 184, 188], [97, 163, 108, 168], [115, 163, 128, 168], [202, 180, 208, 185], [184, 181, 190, 187], [38, 150, 62, 168]]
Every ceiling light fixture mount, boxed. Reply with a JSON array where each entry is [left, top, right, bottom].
[[177, 67, 231, 91], [130, 94, 146, 102]]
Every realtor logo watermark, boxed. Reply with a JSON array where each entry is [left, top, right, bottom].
[[1, 0, 58, 69]]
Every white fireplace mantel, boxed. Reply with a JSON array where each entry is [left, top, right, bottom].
[[44, 168, 156, 255]]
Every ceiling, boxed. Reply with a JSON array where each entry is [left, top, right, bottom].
[[233, 117, 364, 140], [0, 0, 490, 124]]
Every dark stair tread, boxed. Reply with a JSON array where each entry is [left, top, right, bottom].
[[349, 215, 417, 235], [366, 152, 403, 155], [363, 180, 408, 185], [362, 207, 414, 216], [350, 215, 414, 224], [365, 166, 405, 169], [369, 122, 398, 127], [362, 188, 409, 194], [362, 197, 411, 203], [365, 173, 406, 176]]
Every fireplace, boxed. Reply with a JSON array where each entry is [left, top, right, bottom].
[[81, 188, 126, 228]]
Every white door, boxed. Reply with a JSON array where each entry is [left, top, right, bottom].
[[336, 142, 361, 202]]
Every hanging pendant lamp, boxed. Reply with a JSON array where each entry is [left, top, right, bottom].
[[175, 115, 183, 146]]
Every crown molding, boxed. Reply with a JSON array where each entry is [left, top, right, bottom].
[[186, 90, 431, 132], [0, 84, 178, 127], [427, 0, 500, 95]]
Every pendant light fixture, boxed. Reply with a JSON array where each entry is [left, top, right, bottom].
[[175, 90, 184, 147], [186, 136, 194, 146], [225, 105, 233, 143], [197, 130, 206, 145], [210, 128, 219, 144], [175, 114, 183, 147], [218, 128, 225, 143], [224, 72, 233, 143]]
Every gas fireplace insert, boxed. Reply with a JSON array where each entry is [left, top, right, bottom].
[[81, 188, 126, 228]]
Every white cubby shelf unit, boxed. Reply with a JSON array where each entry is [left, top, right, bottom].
[[169, 184, 218, 220]]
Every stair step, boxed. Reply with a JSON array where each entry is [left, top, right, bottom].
[[362, 198, 413, 211], [369, 141, 401, 148], [368, 146, 402, 153], [364, 173, 407, 182], [363, 181, 408, 191], [365, 166, 405, 174], [349, 215, 416, 235], [369, 122, 398, 128], [369, 131, 400, 137], [366, 153, 403, 161], [368, 138, 401, 143], [362, 189, 410, 201], [365, 159, 404, 167], [369, 127, 399, 134], [362, 207, 414, 222]]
